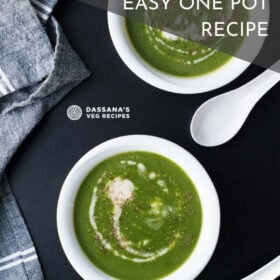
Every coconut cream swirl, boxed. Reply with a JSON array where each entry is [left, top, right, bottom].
[[88, 162, 178, 263], [142, 1, 234, 65]]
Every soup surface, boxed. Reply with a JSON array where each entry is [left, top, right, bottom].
[[126, 19, 232, 77], [125, 4, 246, 77], [74, 151, 202, 280]]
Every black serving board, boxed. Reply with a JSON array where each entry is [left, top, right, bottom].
[[7, 0, 280, 279]]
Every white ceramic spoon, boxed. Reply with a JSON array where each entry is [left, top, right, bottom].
[[241, 256, 280, 280], [190, 62, 280, 147]]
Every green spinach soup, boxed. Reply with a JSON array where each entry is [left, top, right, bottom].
[[125, 4, 247, 77], [74, 152, 202, 280]]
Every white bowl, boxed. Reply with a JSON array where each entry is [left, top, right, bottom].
[[107, 6, 268, 94], [57, 135, 220, 280]]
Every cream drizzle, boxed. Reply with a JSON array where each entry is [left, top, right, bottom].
[[88, 161, 179, 263], [142, 7, 235, 66], [89, 183, 176, 263]]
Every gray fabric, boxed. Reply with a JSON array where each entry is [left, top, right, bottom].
[[30, 0, 58, 24], [0, 175, 43, 280], [0, 0, 54, 93], [0, 0, 90, 279]]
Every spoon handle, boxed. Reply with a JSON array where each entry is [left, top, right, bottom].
[[241, 256, 280, 280], [243, 61, 280, 104]]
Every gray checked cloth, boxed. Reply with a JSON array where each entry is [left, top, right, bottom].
[[0, 0, 90, 279]]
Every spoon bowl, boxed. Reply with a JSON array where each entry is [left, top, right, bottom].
[[191, 90, 254, 147]]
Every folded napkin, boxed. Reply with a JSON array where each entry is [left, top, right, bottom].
[[0, 1, 90, 279]]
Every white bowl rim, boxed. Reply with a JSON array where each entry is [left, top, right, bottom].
[[57, 135, 221, 280], [107, 5, 268, 94]]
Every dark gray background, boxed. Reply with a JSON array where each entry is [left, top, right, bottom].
[[6, 0, 280, 279]]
